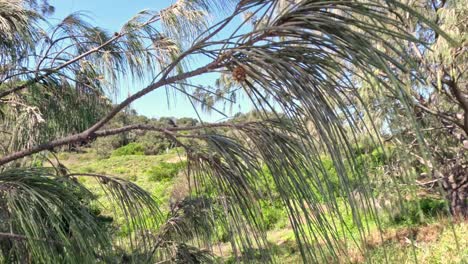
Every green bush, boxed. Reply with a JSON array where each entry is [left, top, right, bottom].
[[260, 200, 287, 230], [419, 198, 448, 217], [111, 142, 145, 157], [92, 135, 125, 158], [390, 198, 448, 225], [135, 131, 174, 155], [140, 141, 171, 155], [146, 161, 186, 182]]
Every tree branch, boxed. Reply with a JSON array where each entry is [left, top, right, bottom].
[[0, 121, 252, 166], [443, 77, 468, 135], [0, 14, 161, 99], [0, 1, 273, 166]]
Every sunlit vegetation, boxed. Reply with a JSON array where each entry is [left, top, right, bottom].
[[58, 138, 466, 263], [0, 0, 466, 263]]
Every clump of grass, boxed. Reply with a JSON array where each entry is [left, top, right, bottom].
[[365, 222, 467, 264], [146, 161, 186, 182]]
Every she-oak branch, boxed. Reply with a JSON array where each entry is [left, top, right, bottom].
[[0, 59, 223, 166], [0, 4, 269, 166]]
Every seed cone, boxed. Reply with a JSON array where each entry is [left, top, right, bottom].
[[232, 65, 246, 82]]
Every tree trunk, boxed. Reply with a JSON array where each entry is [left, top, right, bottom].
[[441, 156, 467, 220]]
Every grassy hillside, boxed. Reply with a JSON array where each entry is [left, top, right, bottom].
[[60, 148, 186, 210], [59, 149, 467, 263]]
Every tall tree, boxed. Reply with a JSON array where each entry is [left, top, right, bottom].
[[0, 0, 464, 262], [350, 0, 467, 219]]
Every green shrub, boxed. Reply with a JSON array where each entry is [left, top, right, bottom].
[[419, 198, 448, 216], [92, 135, 124, 158], [390, 198, 448, 225], [370, 148, 385, 166], [141, 143, 168, 155], [146, 161, 186, 182], [111, 142, 145, 157], [260, 200, 287, 230]]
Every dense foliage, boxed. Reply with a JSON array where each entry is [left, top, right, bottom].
[[0, 0, 466, 263]]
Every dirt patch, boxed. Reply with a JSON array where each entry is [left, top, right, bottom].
[[417, 224, 445, 243], [165, 155, 186, 163]]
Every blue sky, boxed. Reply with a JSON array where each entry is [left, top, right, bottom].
[[48, 0, 251, 122]]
